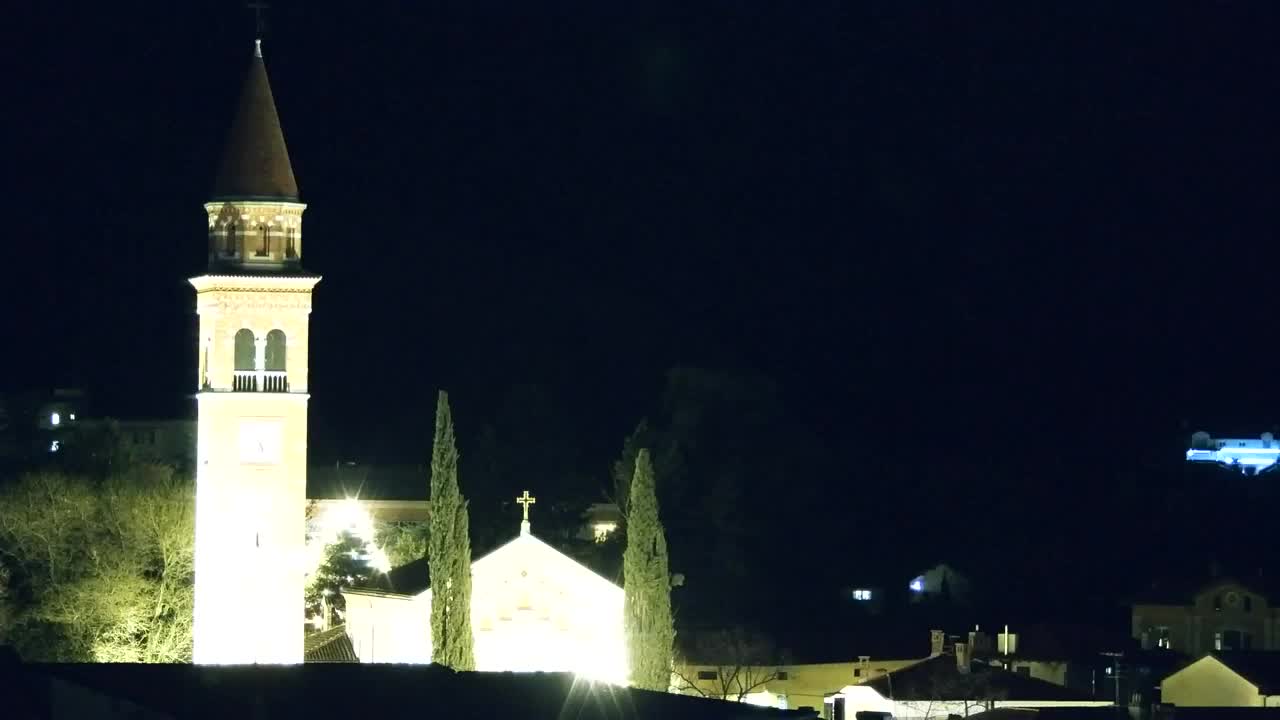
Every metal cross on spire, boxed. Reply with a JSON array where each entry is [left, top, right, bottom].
[[516, 490, 536, 535], [516, 490, 536, 521]]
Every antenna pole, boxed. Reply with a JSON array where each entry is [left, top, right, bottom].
[[247, 1, 270, 39]]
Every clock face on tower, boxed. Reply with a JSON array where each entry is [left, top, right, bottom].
[[238, 420, 283, 465]]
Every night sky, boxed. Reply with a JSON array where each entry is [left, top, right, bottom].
[[6, 2, 1280, 628]]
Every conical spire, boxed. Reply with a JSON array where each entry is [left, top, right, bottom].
[[212, 41, 298, 201]]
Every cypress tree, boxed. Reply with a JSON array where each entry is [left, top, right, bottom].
[[623, 448, 675, 690], [427, 390, 475, 670], [447, 496, 475, 669]]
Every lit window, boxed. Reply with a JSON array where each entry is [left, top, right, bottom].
[[49, 440, 60, 452], [909, 577, 925, 592], [1157, 627, 1171, 649], [69, 413, 76, 421], [50, 412, 60, 426], [852, 589, 873, 601], [592, 522, 618, 543], [1214, 632, 1223, 651]]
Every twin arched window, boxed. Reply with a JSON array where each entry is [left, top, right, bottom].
[[256, 225, 270, 257], [234, 329, 288, 371], [234, 329, 256, 371], [265, 329, 286, 371], [233, 329, 288, 391]]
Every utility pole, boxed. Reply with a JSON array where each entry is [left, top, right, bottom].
[[1101, 652, 1124, 706]]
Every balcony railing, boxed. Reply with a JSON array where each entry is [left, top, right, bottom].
[[233, 370, 289, 393]]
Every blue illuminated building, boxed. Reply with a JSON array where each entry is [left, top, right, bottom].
[[1185, 431, 1280, 474]]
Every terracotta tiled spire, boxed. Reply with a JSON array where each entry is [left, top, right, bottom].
[[212, 40, 298, 201]]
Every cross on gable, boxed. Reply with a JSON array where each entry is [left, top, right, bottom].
[[516, 490, 536, 522]]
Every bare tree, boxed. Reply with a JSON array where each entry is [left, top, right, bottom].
[[672, 626, 789, 703], [0, 466, 194, 662]]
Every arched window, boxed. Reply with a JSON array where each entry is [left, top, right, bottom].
[[257, 225, 270, 257], [234, 329, 256, 371], [285, 228, 297, 258], [225, 223, 237, 255], [265, 330, 286, 371]]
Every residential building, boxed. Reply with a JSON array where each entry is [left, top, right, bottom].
[[1186, 431, 1280, 474], [823, 645, 1112, 720], [1160, 652, 1280, 708], [1132, 576, 1280, 654]]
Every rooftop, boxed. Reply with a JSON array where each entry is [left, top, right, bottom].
[[303, 625, 358, 663], [211, 41, 298, 202], [1208, 652, 1280, 695], [856, 653, 1096, 702], [12, 660, 814, 719]]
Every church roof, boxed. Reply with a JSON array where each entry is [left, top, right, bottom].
[[360, 555, 431, 595], [346, 529, 621, 598], [212, 42, 298, 201]]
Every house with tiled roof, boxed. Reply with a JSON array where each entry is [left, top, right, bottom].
[[303, 625, 358, 663], [1160, 652, 1280, 707], [823, 644, 1112, 719]]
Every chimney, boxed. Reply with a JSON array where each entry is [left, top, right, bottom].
[[970, 626, 991, 655], [931, 629, 946, 656], [955, 642, 971, 674]]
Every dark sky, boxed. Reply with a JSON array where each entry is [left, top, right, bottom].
[[6, 2, 1280, 617]]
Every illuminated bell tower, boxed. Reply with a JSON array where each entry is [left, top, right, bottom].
[[191, 39, 319, 665]]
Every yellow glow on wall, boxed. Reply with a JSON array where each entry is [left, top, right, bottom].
[[193, 456, 304, 665]]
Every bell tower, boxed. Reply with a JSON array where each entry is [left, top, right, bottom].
[[191, 38, 319, 665]]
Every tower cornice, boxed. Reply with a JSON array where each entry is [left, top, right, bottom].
[[189, 274, 321, 294]]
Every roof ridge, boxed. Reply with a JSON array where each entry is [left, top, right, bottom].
[[212, 44, 298, 201]]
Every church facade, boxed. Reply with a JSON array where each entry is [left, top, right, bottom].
[[343, 507, 629, 685], [191, 39, 319, 665], [188, 39, 628, 676]]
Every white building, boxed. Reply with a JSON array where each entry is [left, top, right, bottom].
[[1186, 431, 1280, 474], [342, 505, 628, 684]]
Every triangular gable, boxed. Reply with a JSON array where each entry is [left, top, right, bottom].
[[1162, 654, 1258, 692], [346, 531, 621, 601], [471, 532, 622, 597]]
